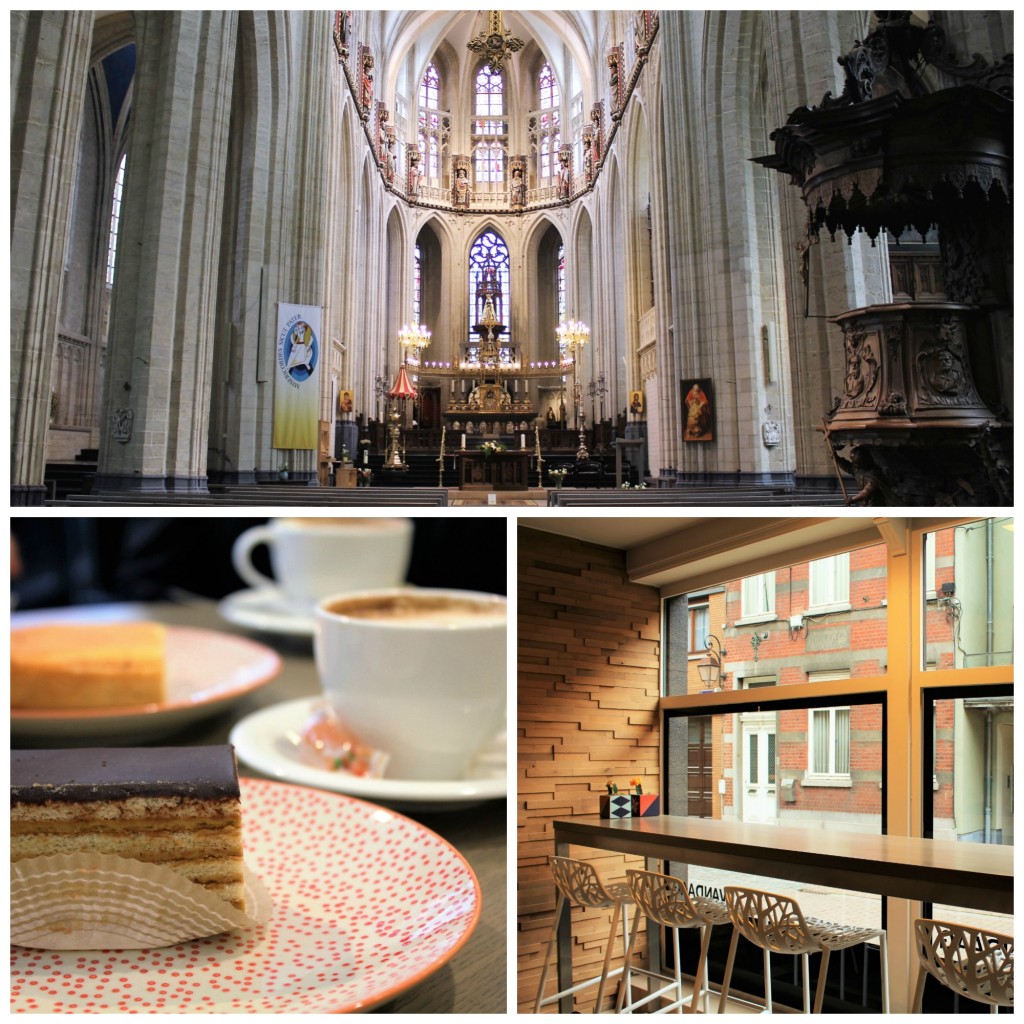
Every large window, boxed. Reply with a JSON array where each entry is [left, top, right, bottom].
[[922, 517, 1013, 670], [660, 518, 1013, 1012], [468, 230, 510, 353]]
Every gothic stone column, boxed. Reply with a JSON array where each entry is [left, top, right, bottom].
[[10, 12, 95, 505], [96, 11, 237, 493]]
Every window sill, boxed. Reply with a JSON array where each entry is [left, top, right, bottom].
[[801, 774, 852, 788], [735, 613, 776, 626], [806, 602, 852, 616]]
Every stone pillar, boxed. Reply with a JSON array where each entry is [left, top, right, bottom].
[[95, 11, 237, 493], [10, 12, 95, 505]]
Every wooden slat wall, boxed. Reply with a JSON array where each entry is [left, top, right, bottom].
[[517, 527, 662, 1012]]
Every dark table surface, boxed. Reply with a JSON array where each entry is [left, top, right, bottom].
[[11, 594, 507, 1014]]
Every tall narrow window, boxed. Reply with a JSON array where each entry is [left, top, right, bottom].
[[740, 572, 776, 620], [808, 553, 851, 611], [535, 62, 561, 185], [413, 244, 422, 326], [418, 61, 442, 184], [557, 244, 566, 323], [473, 66, 507, 192], [106, 153, 126, 287], [419, 61, 440, 110]]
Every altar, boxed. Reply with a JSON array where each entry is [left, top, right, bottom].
[[460, 450, 530, 490]]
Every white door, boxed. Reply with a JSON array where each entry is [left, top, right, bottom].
[[743, 727, 777, 824]]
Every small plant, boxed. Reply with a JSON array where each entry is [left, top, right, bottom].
[[480, 440, 506, 458], [605, 780, 618, 795], [629, 777, 643, 795], [549, 467, 569, 486]]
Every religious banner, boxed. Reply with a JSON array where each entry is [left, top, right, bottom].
[[273, 303, 322, 450]]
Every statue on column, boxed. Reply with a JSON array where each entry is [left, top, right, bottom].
[[608, 49, 623, 115], [452, 155, 471, 208], [360, 49, 374, 119], [582, 126, 595, 184], [407, 147, 421, 200], [509, 157, 526, 208], [557, 145, 571, 199], [334, 10, 351, 61]]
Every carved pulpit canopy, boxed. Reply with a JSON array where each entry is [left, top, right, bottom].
[[754, 12, 1012, 256]]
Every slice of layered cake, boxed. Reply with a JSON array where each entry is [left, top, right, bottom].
[[11, 745, 245, 911], [10, 622, 166, 709]]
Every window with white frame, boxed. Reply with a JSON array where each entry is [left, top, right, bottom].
[[740, 571, 775, 621], [804, 670, 852, 786], [808, 552, 851, 612]]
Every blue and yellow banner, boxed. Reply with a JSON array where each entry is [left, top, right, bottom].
[[273, 303, 322, 449]]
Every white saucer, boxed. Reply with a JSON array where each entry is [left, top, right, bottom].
[[230, 696, 506, 811], [218, 587, 315, 637]]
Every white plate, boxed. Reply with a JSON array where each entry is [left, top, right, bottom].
[[9, 777, 480, 1013], [10, 620, 281, 744], [231, 696, 506, 811], [218, 586, 316, 637]]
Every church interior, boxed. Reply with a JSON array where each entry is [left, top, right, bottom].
[[10, 11, 1013, 507]]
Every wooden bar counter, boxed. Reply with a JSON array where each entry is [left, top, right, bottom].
[[553, 814, 1012, 1013]]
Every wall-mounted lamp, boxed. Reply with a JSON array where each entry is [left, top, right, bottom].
[[697, 635, 727, 690], [750, 631, 770, 664]]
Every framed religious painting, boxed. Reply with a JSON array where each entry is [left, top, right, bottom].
[[680, 378, 714, 441]]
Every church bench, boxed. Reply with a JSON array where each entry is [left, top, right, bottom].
[[52, 490, 448, 507], [547, 489, 845, 507]]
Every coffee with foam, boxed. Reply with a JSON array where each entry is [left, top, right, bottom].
[[325, 593, 506, 626]]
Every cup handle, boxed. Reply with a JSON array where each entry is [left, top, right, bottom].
[[231, 526, 277, 592]]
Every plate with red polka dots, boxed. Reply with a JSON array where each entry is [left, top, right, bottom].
[[9, 777, 482, 1013]]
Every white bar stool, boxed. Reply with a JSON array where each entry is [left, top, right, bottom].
[[616, 868, 730, 1014], [718, 886, 889, 1014], [912, 918, 1013, 1013], [533, 856, 634, 1013]]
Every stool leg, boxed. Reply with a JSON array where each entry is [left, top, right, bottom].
[[616, 905, 643, 1013], [878, 932, 889, 1014], [689, 923, 714, 1015], [812, 949, 830, 1014], [718, 928, 740, 1013], [594, 900, 622, 1013], [673, 927, 683, 1012], [911, 962, 926, 1013], [533, 893, 566, 1012], [763, 947, 773, 1013]]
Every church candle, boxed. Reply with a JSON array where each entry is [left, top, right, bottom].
[[461, 434, 466, 449]]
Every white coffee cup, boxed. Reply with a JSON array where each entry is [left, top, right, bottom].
[[232, 518, 413, 608], [314, 588, 507, 780]]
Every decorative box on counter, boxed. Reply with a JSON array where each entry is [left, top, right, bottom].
[[631, 793, 660, 817], [600, 783, 660, 819], [599, 793, 633, 819]]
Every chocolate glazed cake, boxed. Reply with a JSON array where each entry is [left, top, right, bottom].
[[10, 746, 245, 910]]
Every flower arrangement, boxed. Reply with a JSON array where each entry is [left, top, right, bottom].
[[357, 468, 373, 486], [549, 467, 569, 486], [621, 481, 648, 490], [480, 440, 506, 458]]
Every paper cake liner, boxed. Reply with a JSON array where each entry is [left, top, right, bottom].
[[11, 853, 272, 950]]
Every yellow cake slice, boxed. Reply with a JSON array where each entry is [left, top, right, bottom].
[[10, 622, 166, 709]]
